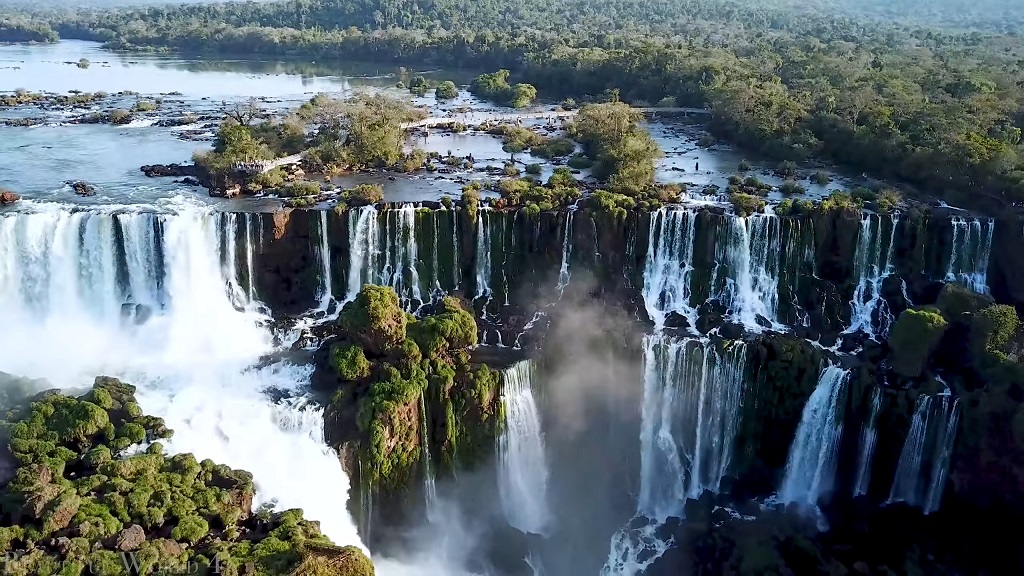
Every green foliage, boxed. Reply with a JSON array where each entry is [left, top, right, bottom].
[[279, 180, 322, 197], [171, 515, 209, 544], [812, 171, 831, 185], [818, 191, 862, 214], [331, 344, 371, 381], [779, 180, 805, 195], [341, 183, 384, 206], [340, 285, 408, 355], [0, 376, 345, 574], [889, 308, 949, 378], [775, 198, 814, 217], [568, 102, 662, 196], [586, 190, 636, 219], [972, 304, 1021, 359], [108, 109, 131, 124], [531, 137, 576, 158], [435, 80, 459, 99], [730, 192, 765, 217], [408, 297, 478, 357], [470, 69, 537, 108]]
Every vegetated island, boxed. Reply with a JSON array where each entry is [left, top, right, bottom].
[[0, 373, 374, 576]]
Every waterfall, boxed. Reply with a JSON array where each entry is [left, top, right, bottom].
[[556, 207, 575, 295], [346, 205, 381, 303], [497, 360, 551, 535], [846, 213, 900, 338], [420, 390, 438, 520], [853, 386, 883, 497], [315, 210, 334, 312], [887, 393, 961, 514], [474, 208, 493, 302], [779, 216, 815, 326], [713, 214, 782, 331], [345, 205, 458, 309], [641, 207, 697, 329], [604, 335, 747, 574], [0, 200, 364, 551], [945, 217, 994, 294], [778, 364, 849, 507]]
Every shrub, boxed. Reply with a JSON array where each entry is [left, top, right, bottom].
[[819, 191, 861, 213], [109, 109, 132, 124], [171, 515, 209, 544], [878, 189, 902, 213], [779, 180, 806, 195], [812, 171, 831, 185], [435, 81, 459, 100], [279, 181, 322, 197], [738, 160, 751, 171], [525, 163, 542, 175], [730, 192, 765, 217], [342, 184, 383, 206], [972, 304, 1021, 359], [340, 286, 407, 355]]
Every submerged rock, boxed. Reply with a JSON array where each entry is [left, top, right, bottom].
[[67, 180, 97, 196], [140, 163, 196, 178]]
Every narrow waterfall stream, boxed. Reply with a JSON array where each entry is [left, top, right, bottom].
[[945, 217, 994, 294], [420, 389, 439, 520], [641, 207, 697, 329], [846, 213, 900, 338], [853, 386, 884, 497], [778, 364, 849, 507], [888, 393, 961, 514], [497, 360, 551, 535], [556, 206, 576, 294], [713, 213, 783, 331]]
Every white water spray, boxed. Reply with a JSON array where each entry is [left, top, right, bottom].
[[497, 360, 551, 535], [944, 217, 994, 294], [846, 213, 900, 338], [0, 200, 364, 550], [778, 364, 849, 507], [852, 386, 884, 497], [887, 393, 961, 514]]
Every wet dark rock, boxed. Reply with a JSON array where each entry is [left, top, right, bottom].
[[120, 303, 152, 325], [663, 311, 690, 330], [67, 181, 97, 196], [173, 177, 202, 187], [140, 163, 196, 178], [718, 322, 745, 340]]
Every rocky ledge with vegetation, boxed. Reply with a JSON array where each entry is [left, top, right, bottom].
[[312, 286, 502, 538], [0, 374, 374, 576]]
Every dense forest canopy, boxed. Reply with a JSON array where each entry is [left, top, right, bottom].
[[2, 0, 1024, 210]]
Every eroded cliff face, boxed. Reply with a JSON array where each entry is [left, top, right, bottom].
[[222, 202, 1022, 543]]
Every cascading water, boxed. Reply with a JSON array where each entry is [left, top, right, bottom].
[[945, 217, 994, 294], [845, 213, 900, 338], [420, 389, 438, 520], [474, 208, 493, 302], [497, 360, 551, 535], [556, 206, 576, 295], [346, 205, 458, 309], [713, 213, 782, 331], [641, 207, 697, 329], [778, 364, 849, 507], [852, 386, 884, 497], [315, 209, 334, 313], [888, 393, 961, 514], [0, 199, 365, 550], [603, 335, 747, 575]]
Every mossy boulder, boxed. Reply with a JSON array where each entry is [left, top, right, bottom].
[[0, 376, 368, 575], [889, 308, 948, 378], [340, 285, 408, 355], [320, 286, 504, 533], [935, 283, 993, 320]]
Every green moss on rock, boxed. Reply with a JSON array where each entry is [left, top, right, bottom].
[[332, 344, 372, 381], [340, 285, 408, 355], [0, 376, 369, 575], [889, 307, 948, 378]]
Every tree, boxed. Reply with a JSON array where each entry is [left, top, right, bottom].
[[435, 81, 459, 100]]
